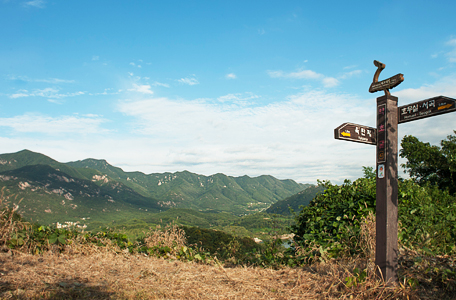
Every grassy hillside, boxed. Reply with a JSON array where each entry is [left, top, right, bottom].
[[0, 150, 305, 236], [67, 155, 309, 215], [104, 209, 293, 241], [266, 185, 326, 215], [0, 150, 88, 180], [0, 164, 162, 228], [1, 150, 310, 216]]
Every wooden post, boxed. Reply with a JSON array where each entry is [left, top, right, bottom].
[[335, 60, 456, 283], [375, 94, 398, 282]]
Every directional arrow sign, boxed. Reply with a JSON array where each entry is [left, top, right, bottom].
[[398, 96, 456, 124], [334, 123, 377, 145]]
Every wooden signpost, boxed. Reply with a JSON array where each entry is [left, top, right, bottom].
[[334, 123, 377, 145], [334, 60, 456, 283], [398, 96, 456, 124]]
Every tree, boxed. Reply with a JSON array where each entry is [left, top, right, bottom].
[[400, 131, 456, 194], [362, 166, 376, 179]]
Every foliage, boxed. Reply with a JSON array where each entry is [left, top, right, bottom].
[[1, 188, 455, 298], [291, 177, 456, 259], [68, 158, 308, 215], [291, 178, 376, 259], [107, 210, 294, 243], [362, 166, 376, 179], [182, 226, 258, 260], [265, 185, 326, 215], [398, 180, 456, 254], [290, 177, 456, 297], [400, 131, 456, 194]]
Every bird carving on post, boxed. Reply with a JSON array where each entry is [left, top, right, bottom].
[[369, 60, 404, 96]]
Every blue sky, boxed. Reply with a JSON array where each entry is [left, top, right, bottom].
[[1, 0, 456, 184]]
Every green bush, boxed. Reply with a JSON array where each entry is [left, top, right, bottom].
[[398, 180, 456, 254], [291, 178, 376, 259], [291, 177, 456, 260], [182, 226, 258, 259]]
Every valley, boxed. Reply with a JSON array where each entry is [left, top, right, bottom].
[[0, 149, 317, 239]]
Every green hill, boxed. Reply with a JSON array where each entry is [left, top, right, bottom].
[[0, 164, 162, 228], [0, 149, 310, 231], [266, 185, 326, 215], [67, 158, 308, 215], [0, 150, 88, 180]]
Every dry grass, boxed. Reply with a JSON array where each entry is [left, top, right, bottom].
[[0, 250, 418, 300], [0, 196, 452, 299], [0, 211, 421, 300], [359, 211, 376, 261], [144, 224, 187, 249], [0, 188, 29, 251]]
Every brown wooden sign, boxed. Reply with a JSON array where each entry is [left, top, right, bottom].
[[398, 95, 456, 124], [335, 59, 456, 283], [334, 123, 377, 145], [369, 73, 404, 93]]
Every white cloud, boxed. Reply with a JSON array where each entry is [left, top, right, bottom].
[[88, 88, 120, 96], [92, 56, 99, 61], [129, 61, 143, 68], [151, 81, 170, 88], [390, 75, 456, 158], [23, 0, 45, 8], [47, 99, 63, 104], [178, 77, 199, 85], [116, 90, 377, 183], [113, 85, 455, 183], [225, 73, 237, 79], [269, 67, 362, 88], [339, 70, 362, 80], [115, 73, 456, 183], [445, 37, 456, 63], [38, 78, 75, 84], [128, 84, 154, 94], [8, 88, 84, 99], [217, 92, 259, 105], [0, 114, 109, 134], [268, 69, 322, 80], [10, 92, 29, 99], [268, 69, 340, 87], [322, 77, 340, 88], [3, 78, 455, 184], [8, 75, 74, 84], [394, 74, 456, 102], [446, 38, 456, 46]]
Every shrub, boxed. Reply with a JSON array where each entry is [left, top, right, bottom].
[[291, 177, 456, 260]]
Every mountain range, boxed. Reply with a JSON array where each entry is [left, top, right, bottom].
[[0, 150, 311, 228], [266, 185, 326, 215]]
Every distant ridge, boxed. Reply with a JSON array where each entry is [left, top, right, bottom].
[[0, 150, 310, 219], [0, 149, 87, 179], [266, 185, 325, 215], [67, 157, 309, 214]]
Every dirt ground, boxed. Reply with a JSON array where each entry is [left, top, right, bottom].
[[0, 249, 411, 300]]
